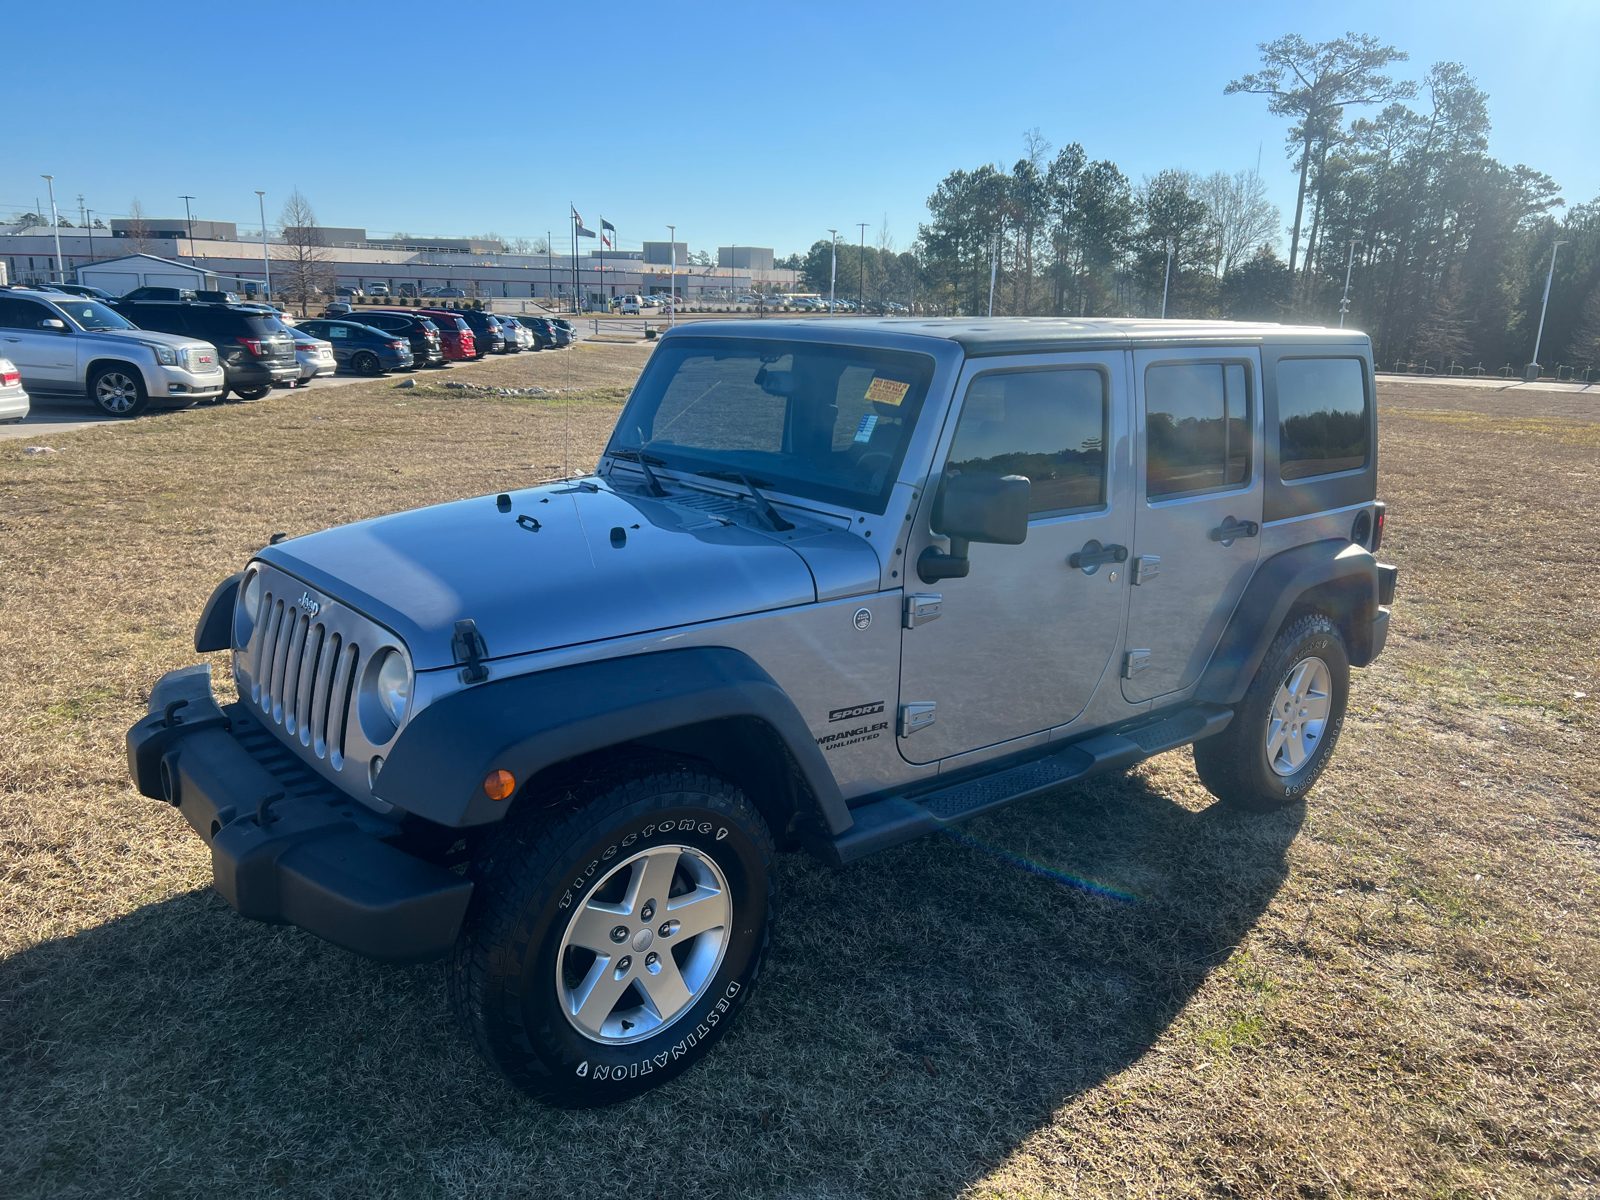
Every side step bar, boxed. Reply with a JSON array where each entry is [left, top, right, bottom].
[[822, 703, 1233, 866]]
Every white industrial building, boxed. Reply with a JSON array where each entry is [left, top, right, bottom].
[[1, 226, 796, 306]]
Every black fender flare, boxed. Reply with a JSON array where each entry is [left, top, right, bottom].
[[1197, 539, 1378, 705], [194, 572, 243, 653], [375, 647, 851, 834]]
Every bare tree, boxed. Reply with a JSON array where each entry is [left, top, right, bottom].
[[278, 189, 336, 315], [125, 199, 152, 253], [1196, 168, 1281, 275], [1226, 33, 1414, 272]]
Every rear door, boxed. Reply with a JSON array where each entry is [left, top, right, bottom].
[[1122, 348, 1264, 703], [0, 297, 77, 390], [898, 352, 1132, 763]]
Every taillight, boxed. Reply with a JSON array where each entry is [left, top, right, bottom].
[[1, 367, 19, 387], [236, 337, 265, 356], [389, 341, 406, 350], [1372, 501, 1386, 552]]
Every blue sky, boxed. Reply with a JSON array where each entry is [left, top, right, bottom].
[[5, 0, 1596, 258]]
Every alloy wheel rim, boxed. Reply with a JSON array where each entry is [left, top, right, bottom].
[[556, 843, 731, 1045], [1265, 655, 1332, 777], [96, 373, 137, 413]]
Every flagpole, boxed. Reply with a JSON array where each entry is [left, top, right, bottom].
[[598, 215, 604, 313], [570, 208, 576, 314]]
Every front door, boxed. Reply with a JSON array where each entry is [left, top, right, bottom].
[[898, 353, 1132, 764], [1122, 349, 1264, 703]]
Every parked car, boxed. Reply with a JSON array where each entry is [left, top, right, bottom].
[[420, 307, 502, 358], [321, 302, 355, 317], [0, 289, 223, 415], [406, 310, 474, 360], [288, 328, 336, 383], [500, 316, 535, 350], [356, 310, 446, 368], [0, 355, 29, 423], [47, 283, 117, 301], [523, 317, 557, 349], [619, 295, 643, 314], [432, 287, 467, 298], [128, 316, 1396, 1107], [194, 290, 240, 304], [549, 317, 574, 347], [369, 283, 391, 297], [114, 299, 299, 401], [121, 286, 196, 302], [488, 314, 521, 353], [335, 286, 365, 299], [295, 319, 414, 375]]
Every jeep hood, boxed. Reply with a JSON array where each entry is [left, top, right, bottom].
[[257, 481, 827, 670]]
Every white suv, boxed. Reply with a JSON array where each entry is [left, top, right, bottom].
[[0, 288, 224, 416]]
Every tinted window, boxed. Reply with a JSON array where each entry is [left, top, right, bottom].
[[122, 304, 192, 336], [610, 336, 935, 513], [0, 298, 53, 329], [946, 368, 1107, 515], [1276, 357, 1369, 480], [1145, 362, 1250, 499]]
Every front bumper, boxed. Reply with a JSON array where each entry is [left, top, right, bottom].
[[126, 664, 472, 963], [151, 364, 226, 401]]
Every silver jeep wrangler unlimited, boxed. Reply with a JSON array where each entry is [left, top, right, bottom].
[[128, 318, 1396, 1104]]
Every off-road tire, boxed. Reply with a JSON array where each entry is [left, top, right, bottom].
[[1193, 612, 1350, 812], [449, 766, 775, 1106]]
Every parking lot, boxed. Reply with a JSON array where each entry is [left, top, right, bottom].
[[1, 353, 1596, 1197]]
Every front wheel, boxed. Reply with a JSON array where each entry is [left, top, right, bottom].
[[1193, 612, 1350, 812], [449, 766, 775, 1106], [89, 365, 148, 417], [352, 351, 382, 376]]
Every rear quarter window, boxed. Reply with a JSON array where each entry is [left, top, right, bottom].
[[1276, 357, 1369, 480]]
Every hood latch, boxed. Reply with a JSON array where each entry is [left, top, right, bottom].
[[452, 619, 490, 684]]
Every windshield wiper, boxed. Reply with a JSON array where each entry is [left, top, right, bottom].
[[695, 471, 795, 532], [610, 448, 668, 497]]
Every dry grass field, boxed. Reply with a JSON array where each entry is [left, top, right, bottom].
[[0, 345, 1595, 1198]]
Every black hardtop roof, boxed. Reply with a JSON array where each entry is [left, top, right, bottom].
[[664, 316, 1370, 356]]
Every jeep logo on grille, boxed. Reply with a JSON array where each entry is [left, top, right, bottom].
[[298, 591, 321, 617]]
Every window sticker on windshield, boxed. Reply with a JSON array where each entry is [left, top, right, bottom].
[[853, 414, 879, 444], [865, 377, 910, 405]]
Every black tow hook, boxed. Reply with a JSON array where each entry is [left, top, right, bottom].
[[163, 699, 190, 727], [256, 791, 287, 827]]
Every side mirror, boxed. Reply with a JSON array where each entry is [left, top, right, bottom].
[[40, 318, 68, 331], [918, 473, 1030, 583]]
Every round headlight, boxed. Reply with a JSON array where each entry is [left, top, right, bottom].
[[376, 649, 409, 725], [235, 570, 261, 647]]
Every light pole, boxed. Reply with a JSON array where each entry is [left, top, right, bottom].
[[667, 224, 676, 327], [828, 229, 838, 315], [1160, 237, 1175, 318], [255, 191, 272, 301], [179, 195, 197, 261], [41, 175, 63, 283], [1527, 239, 1569, 381], [988, 232, 999, 317], [1338, 238, 1362, 327], [856, 222, 868, 313]]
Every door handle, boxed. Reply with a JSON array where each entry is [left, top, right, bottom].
[[1068, 540, 1128, 572], [1209, 517, 1260, 543]]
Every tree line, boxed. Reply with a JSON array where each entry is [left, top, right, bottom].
[[795, 33, 1599, 371]]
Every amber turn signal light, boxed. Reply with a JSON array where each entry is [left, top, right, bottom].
[[483, 769, 516, 801]]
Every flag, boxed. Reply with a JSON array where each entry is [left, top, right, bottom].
[[572, 205, 596, 238], [601, 218, 615, 249]]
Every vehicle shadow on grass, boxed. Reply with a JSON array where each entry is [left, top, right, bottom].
[[0, 767, 1300, 1198]]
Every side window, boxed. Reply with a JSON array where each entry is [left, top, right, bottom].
[[0, 299, 43, 329], [946, 368, 1108, 515], [1144, 362, 1251, 500], [1275, 357, 1368, 480]]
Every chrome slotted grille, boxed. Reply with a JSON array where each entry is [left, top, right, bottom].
[[236, 561, 407, 801]]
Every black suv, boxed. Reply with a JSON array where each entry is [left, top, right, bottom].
[[121, 286, 196, 302], [115, 300, 299, 400], [355, 311, 446, 369]]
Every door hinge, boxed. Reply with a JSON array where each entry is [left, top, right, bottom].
[[898, 702, 936, 736], [1123, 649, 1151, 678], [1131, 555, 1160, 586], [903, 593, 942, 628]]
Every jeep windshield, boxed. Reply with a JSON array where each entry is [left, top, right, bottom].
[[607, 336, 936, 514]]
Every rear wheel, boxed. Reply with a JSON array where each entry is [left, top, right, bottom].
[[1193, 613, 1350, 811], [352, 351, 382, 376], [229, 385, 271, 402], [449, 765, 774, 1106], [89, 365, 148, 417]]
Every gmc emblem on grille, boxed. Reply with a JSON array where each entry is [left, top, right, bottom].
[[298, 591, 321, 617]]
